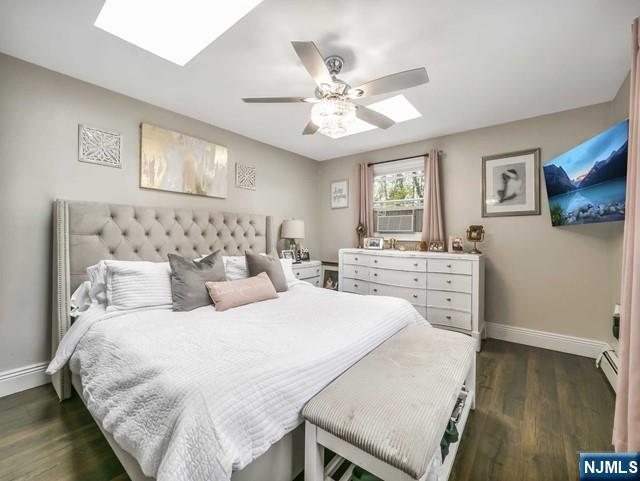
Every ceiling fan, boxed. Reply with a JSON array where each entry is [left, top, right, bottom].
[[242, 41, 429, 138]]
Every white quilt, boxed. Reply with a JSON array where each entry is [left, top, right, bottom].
[[48, 282, 427, 481]]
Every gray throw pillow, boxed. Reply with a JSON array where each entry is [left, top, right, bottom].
[[246, 253, 288, 292], [168, 251, 226, 311]]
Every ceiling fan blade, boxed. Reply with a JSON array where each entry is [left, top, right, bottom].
[[291, 41, 333, 88], [356, 105, 395, 129], [350, 68, 429, 98], [302, 121, 319, 135], [242, 97, 309, 103]]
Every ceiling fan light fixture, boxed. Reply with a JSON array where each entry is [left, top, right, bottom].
[[311, 98, 356, 138]]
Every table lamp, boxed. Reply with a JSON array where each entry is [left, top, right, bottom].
[[281, 219, 305, 259]]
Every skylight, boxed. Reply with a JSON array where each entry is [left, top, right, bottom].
[[94, 0, 264, 66], [330, 95, 422, 139]]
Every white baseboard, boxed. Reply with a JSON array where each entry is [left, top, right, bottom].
[[0, 362, 49, 398], [486, 322, 608, 359]]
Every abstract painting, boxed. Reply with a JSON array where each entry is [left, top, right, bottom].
[[543, 119, 628, 226], [140, 123, 228, 198], [235, 163, 256, 190], [482, 148, 540, 217]]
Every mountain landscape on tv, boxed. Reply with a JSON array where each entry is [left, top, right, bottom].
[[543, 119, 628, 226]]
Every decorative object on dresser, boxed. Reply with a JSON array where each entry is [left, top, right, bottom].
[[281, 219, 305, 256], [299, 247, 310, 261], [363, 237, 384, 249], [292, 260, 322, 287], [338, 248, 485, 350], [428, 240, 445, 252], [466, 225, 485, 254], [448, 236, 464, 253], [140, 123, 228, 198], [321, 262, 339, 290], [78, 124, 122, 168], [331, 179, 349, 209], [482, 148, 540, 217], [235, 163, 256, 190]]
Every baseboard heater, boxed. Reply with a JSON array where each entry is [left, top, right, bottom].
[[596, 349, 618, 393]]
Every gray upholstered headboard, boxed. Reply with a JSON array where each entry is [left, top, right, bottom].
[[51, 199, 274, 400]]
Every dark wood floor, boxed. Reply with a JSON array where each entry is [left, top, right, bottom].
[[0, 339, 614, 481]]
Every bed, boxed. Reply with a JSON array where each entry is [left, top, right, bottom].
[[49, 199, 428, 481]]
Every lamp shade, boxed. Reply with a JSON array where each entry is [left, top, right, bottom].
[[281, 219, 305, 239]]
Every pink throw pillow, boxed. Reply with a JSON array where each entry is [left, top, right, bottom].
[[206, 272, 278, 311]]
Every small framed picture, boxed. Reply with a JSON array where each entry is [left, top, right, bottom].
[[482, 148, 541, 217], [428, 240, 445, 252], [331, 179, 349, 209], [448, 236, 465, 253], [281, 249, 295, 261], [364, 237, 384, 250], [322, 264, 339, 291]]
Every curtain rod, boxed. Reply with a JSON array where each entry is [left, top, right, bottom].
[[367, 150, 443, 167]]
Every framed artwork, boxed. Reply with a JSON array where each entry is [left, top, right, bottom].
[[331, 179, 349, 209], [482, 148, 540, 217], [322, 264, 339, 291], [236, 163, 256, 190], [78, 124, 122, 168], [140, 123, 228, 198], [364, 237, 384, 250], [448, 236, 464, 252], [428, 240, 445, 252]]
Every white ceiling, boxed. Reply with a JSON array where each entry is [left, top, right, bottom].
[[0, 0, 638, 160]]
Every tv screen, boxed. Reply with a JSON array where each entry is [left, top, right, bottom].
[[543, 119, 628, 226]]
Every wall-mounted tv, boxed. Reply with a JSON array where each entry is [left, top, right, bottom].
[[543, 119, 628, 226]]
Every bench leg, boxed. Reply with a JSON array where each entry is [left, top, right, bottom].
[[305, 421, 324, 481], [466, 354, 476, 410]]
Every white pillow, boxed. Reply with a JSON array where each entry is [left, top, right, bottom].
[[104, 260, 172, 311], [86, 260, 108, 305], [279, 258, 297, 284], [70, 281, 92, 316], [223, 256, 250, 280]]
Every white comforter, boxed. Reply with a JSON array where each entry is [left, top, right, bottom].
[[48, 282, 427, 481]]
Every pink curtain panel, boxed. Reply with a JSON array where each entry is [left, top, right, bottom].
[[421, 149, 444, 242]]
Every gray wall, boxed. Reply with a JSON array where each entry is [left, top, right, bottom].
[[0, 54, 319, 372], [317, 99, 628, 343]]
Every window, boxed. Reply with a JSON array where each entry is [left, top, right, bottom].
[[372, 157, 424, 239]]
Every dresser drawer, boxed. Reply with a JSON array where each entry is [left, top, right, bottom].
[[370, 268, 426, 288], [308, 276, 321, 287], [427, 308, 472, 331], [427, 273, 472, 293], [427, 290, 471, 311], [428, 258, 472, 275], [369, 255, 427, 272], [370, 283, 427, 307], [294, 265, 321, 280], [342, 253, 370, 266], [342, 278, 369, 295], [343, 264, 369, 280]]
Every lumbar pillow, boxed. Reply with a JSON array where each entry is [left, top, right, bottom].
[[168, 251, 226, 311], [104, 260, 172, 311], [246, 253, 288, 292], [206, 272, 278, 312]]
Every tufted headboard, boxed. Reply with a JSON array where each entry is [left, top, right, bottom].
[[51, 199, 274, 400]]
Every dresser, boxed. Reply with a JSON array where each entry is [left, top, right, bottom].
[[338, 249, 485, 350], [292, 260, 322, 287]]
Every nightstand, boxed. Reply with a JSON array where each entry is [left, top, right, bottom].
[[292, 260, 321, 287]]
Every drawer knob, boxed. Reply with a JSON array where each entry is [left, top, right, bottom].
[[446, 315, 452, 320], [374, 273, 378, 277], [374, 259, 378, 263], [414, 277, 418, 282], [414, 263, 418, 267], [296, 272, 300, 277], [412, 294, 418, 299], [354, 270, 358, 274], [354, 257, 358, 261], [316, 269, 320, 273], [354, 283, 358, 287], [373, 288, 378, 293], [446, 280, 452, 284], [447, 264, 452, 268], [446, 297, 452, 302]]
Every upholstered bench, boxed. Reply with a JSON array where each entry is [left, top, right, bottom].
[[302, 326, 476, 481]]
